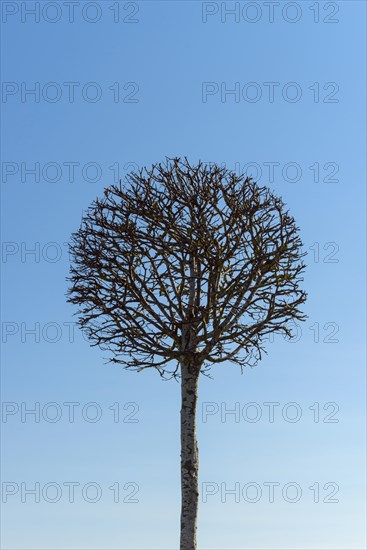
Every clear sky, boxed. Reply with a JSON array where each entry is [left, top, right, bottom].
[[1, 1, 366, 549]]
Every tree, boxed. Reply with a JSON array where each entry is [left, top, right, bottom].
[[67, 157, 307, 549]]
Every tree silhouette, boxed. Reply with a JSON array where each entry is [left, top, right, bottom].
[[67, 158, 307, 549]]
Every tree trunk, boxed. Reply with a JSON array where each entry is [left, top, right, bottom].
[[180, 359, 200, 550]]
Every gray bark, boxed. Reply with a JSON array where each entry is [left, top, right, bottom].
[[180, 359, 200, 550]]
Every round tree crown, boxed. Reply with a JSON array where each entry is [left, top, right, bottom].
[[67, 157, 307, 377]]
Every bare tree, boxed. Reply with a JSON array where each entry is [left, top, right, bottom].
[[67, 157, 307, 550]]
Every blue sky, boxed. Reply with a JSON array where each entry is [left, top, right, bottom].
[[1, 1, 366, 549]]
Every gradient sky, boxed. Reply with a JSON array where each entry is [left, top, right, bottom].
[[1, 1, 366, 549]]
